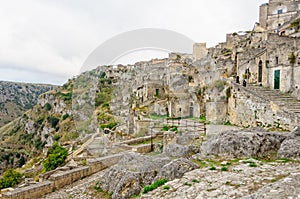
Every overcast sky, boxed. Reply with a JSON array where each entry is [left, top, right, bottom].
[[0, 0, 267, 85]]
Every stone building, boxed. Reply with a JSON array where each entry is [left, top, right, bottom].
[[106, 0, 300, 132], [234, 0, 300, 100], [259, 0, 300, 33]]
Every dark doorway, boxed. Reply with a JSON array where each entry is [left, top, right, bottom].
[[274, 70, 280, 89], [189, 106, 194, 117], [189, 102, 194, 117], [258, 60, 263, 83], [155, 89, 159, 97]]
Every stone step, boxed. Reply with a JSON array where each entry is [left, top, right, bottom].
[[287, 109, 300, 112], [248, 86, 300, 113], [287, 106, 300, 109]]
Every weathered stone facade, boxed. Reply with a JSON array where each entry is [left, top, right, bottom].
[[259, 0, 300, 32]]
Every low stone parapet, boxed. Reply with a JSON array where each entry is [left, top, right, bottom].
[[1, 181, 53, 199], [131, 144, 152, 153]]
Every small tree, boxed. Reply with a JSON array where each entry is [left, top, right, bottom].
[[0, 169, 22, 189], [43, 142, 68, 172]]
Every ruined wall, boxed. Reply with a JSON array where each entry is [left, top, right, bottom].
[[228, 81, 300, 130], [260, 3, 269, 28], [206, 101, 228, 124], [193, 43, 208, 60]]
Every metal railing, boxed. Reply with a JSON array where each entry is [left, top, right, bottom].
[[149, 118, 206, 150]]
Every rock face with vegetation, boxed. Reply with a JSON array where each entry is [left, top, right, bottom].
[[0, 81, 55, 127], [0, 78, 74, 173]]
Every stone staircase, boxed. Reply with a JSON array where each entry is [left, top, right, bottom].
[[247, 84, 300, 116]]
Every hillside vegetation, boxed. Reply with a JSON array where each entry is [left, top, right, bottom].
[[0, 81, 56, 127]]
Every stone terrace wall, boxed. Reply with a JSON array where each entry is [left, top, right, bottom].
[[49, 166, 90, 190], [2, 154, 123, 199], [228, 81, 300, 130], [1, 181, 53, 199]]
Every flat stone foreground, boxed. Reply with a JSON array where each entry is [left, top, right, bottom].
[[42, 160, 300, 199], [141, 161, 300, 199]]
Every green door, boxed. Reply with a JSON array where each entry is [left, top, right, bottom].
[[274, 70, 280, 89]]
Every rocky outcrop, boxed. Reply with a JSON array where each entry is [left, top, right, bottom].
[[163, 143, 193, 158], [201, 130, 287, 158], [98, 152, 171, 199], [141, 160, 300, 199], [97, 152, 199, 199], [155, 158, 198, 181], [277, 127, 300, 160], [241, 173, 300, 199]]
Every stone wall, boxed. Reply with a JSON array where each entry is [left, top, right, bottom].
[[1, 181, 53, 199], [2, 154, 123, 199], [206, 101, 228, 124], [131, 144, 152, 153], [49, 166, 90, 189], [193, 43, 208, 60], [228, 81, 300, 130]]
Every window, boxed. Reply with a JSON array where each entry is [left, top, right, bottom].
[[278, 9, 283, 14], [275, 56, 279, 65], [298, 57, 300, 65]]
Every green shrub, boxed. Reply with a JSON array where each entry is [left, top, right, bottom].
[[184, 182, 192, 186], [289, 52, 296, 64], [221, 166, 228, 171], [142, 179, 167, 194], [209, 166, 216, 170], [95, 87, 113, 107], [100, 121, 118, 129], [249, 162, 257, 167], [163, 185, 170, 190], [82, 159, 87, 166], [224, 121, 232, 126], [53, 134, 61, 141], [60, 92, 72, 101], [44, 103, 52, 111], [0, 169, 22, 189], [192, 179, 200, 183], [214, 80, 225, 92], [199, 115, 206, 122], [43, 142, 68, 172], [62, 113, 69, 120], [34, 139, 45, 150], [48, 116, 59, 128], [161, 125, 178, 132], [99, 71, 106, 79], [94, 185, 103, 192]]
